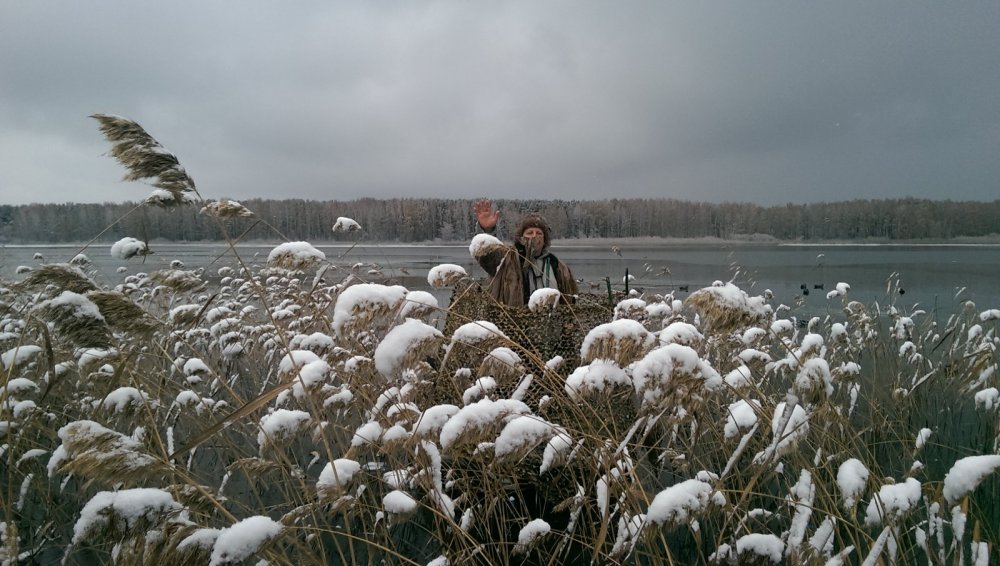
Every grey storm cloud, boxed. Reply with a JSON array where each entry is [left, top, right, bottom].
[[1, 1, 998, 205]]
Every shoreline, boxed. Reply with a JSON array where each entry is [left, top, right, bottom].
[[4, 235, 1000, 248]]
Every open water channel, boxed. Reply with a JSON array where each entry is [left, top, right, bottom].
[[3, 241, 1000, 319]]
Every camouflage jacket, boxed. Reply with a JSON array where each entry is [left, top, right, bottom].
[[475, 241, 578, 307]]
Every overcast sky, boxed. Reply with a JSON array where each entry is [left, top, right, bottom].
[[2, 2, 998, 206]]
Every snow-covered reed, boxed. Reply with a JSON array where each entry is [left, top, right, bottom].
[[4, 242, 998, 565]]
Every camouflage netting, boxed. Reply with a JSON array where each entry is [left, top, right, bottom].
[[443, 278, 623, 375]]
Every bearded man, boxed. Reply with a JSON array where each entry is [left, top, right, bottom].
[[472, 199, 578, 307]]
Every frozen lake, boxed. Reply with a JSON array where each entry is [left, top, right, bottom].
[[3, 241, 1000, 316]]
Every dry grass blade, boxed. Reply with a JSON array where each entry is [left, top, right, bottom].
[[169, 379, 297, 459], [91, 114, 197, 206]]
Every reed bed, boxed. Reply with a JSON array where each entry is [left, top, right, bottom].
[[1, 117, 998, 565]]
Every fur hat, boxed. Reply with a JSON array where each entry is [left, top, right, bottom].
[[516, 213, 552, 249]]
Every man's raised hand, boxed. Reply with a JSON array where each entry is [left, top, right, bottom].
[[474, 199, 500, 231]]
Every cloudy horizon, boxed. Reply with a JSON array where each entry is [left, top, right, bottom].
[[2, 2, 998, 206]]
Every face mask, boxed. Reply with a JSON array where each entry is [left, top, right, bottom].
[[522, 235, 543, 256]]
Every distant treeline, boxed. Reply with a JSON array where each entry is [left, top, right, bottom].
[[2, 197, 999, 244]]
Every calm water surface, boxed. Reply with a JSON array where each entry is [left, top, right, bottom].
[[3, 242, 999, 316]]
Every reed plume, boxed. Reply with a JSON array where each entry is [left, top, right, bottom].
[[91, 114, 198, 207], [15, 263, 98, 294]]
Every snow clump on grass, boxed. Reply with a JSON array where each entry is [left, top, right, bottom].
[[0, 377, 39, 397], [943, 455, 1000, 504], [462, 377, 496, 405], [761, 401, 810, 459], [412, 404, 460, 438], [31, 290, 110, 347], [494, 415, 564, 461], [974, 387, 999, 410], [55, 420, 159, 480], [176, 527, 221, 555], [450, 320, 507, 345], [182, 357, 210, 377], [317, 458, 362, 495], [277, 349, 320, 376], [837, 458, 870, 510], [427, 264, 467, 288], [332, 283, 407, 336], [439, 398, 530, 451], [399, 290, 439, 320], [469, 233, 504, 258], [915, 427, 933, 450], [827, 281, 851, 299], [513, 518, 551, 555], [72, 488, 181, 544], [723, 399, 760, 439], [1, 345, 43, 370], [101, 387, 150, 414], [257, 409, 312, 448], [201, 199, 254, 218], [613, 298, 646, 321], [382, 490, 418, 515], [539, 432, 574, 474], [528, 288, 561, 311], [332, 216, 361, 232], [864, 477, 922, 526], [646, 478, 716, 527], [735, 533, 785, 564], [580, 319, 654, 365], [632, 343, 721, 408], [209, 516, 283, 566], [686, 282, 771, 332], [794, 357, 833, 402], [110, 237, 149, 260], [352, 421, 384, 447], [35, 291, 104, 321], [658, 321, 703, 347], [979, 308, 1000, 321], [564, 359, 630, 399], [373, 318, 443, 380], [266, 241, 325, 270], [723, 365, 754, 389], [276, 358, 331, 402], [150, 268, 204, 291]]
